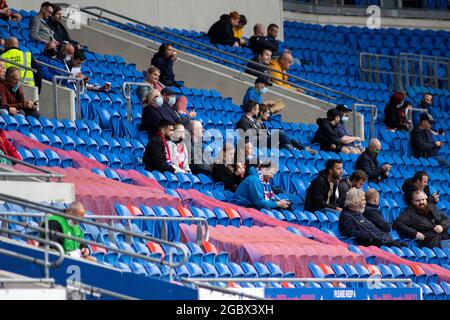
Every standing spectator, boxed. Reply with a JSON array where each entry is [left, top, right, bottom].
[[47, 6, 81, 49], [335, 104, 364, 154], [267, 24, 281, 57], [363, 189, 391, 233], [30, 2, 58, 44], [187, 120, 213, 175], [139, 90, 177, 138], [355, 138, 392, 182], [268, 52, 302, 92], [0, 0, 21, 21], [167, 123, 191, 174], [339, 188, 399, 247], [248, 24, 277, 55], [236, 100, 259, 132], [231, 161, 290, 210], [304, 159, 343, 213], [337, 170, 367, 208], [0, 128, 21, 164], [245, 48, 273, 81], [137, 66, 190, 116], [212, 143, 245, 192], [0, 67, 40, 118], [207, 12, 243, 47], [233, 14, 247, 46], [384, 92, 412, 131], [243, 76, 274, 106], [151, 44, 183, 88], [393, 190, 450, 248], [411, 113, 449, 169], [402, 171, 439, 206]]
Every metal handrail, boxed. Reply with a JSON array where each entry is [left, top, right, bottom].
[[405, 107, 430, 123], [0, 172, 66, 181], [352, 103, 378, 139], [0, 278, 55, 285], [66, 280, 138, 300], [0, 57, 37, 73], [35, 59, 73, 76], [57, 4, 364, 103], [122, 82, 152, 121], [52, 75, 85, 120], [0, 153, 65, 182]]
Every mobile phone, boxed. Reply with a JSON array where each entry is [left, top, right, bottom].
[[33, 100, 39, 106]]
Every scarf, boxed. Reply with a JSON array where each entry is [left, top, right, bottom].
[[157, 131, 172, 165], [257, 169, 276, 201]]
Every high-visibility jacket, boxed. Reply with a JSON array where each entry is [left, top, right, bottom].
[[2, 48, 35, 87]]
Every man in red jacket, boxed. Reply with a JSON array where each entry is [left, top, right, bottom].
[[0, 129, 21, 164]]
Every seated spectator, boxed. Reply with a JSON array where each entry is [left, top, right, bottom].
[[167, 123, 191, 174], [411, 113, 449, 169], [245, 48, 273, 81], [269, 52, 302, 92], [137, 66, 190, 115], [36, 42, 75, 81], [0, 60, 5, 80], [393, 190, 450, 249], [139, 90, 177, 138], [337, 170, 367, 208], [236, 100, 259, 133], [231, 161, 290, 210], [402, 171, 439, 206], [207, 12, 243, 47], [355, 138, 392, 182], [159, 87, 194, 126], [233, 14, 247, 46], [143, 120, 183, 173], [363, 189, 391, 233], [45, 202, 95, 261], [30, 2, 58, 44], [243, 76, 274, 106], [0, 0, 21, 21], [151, 44, 183, 88], [267, 24, 281, 57], [248, 24, 277, 55], [335, 104, 363, 154], [339, 188, 401, 247], [212, 143, 245, 192], [47, 6, 82, 49], [0, 128, 21, 164], [304, 159, 343, 213], [69, 50, 111, 92], [384, 92, 412, 131], [187, 120, 213, 175], [413, 92, 434, 126], [0, 67, 40, 118]]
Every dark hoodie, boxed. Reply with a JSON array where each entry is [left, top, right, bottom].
[[304, 170, 339, 212], [363, 203, 391, 233], [207, 14, 240, 46], [312, 118, 342, 152]]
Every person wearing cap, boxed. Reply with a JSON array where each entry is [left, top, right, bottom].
[[243, 76, 275, 106], [313, 109, 348, 154], [335, 104, 363, 154], [411, 113, 450, 169], [384, 92, 412, 131], [160, 87, 193, 126]]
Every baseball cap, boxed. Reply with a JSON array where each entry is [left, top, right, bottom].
[[336, 104, 352, 113], [255, 76, 273, 86], [161, 88, 177, 96]]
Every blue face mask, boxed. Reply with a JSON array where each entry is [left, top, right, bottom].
[[154, 96, 164, 107], [260, 87, 269, 95], [168, 96, 176, 107], [12, 84, 19, 93]]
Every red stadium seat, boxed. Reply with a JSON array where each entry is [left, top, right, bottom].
[[147, 241, 165, 258], [367, 265, 382, 276], [224, 208, 241, 220], [319, 264, 335, 278], [127, 204, 143, 216], [201, 241, 218, 254], [178, 205, 193, 218]]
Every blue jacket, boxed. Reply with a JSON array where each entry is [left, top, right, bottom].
[[231, 168, 278, 210], [34, 54, 68, 82], [243, 87, 263, 105], [151, 52, 175, 86]]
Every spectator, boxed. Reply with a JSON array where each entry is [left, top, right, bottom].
[[151, 44, 183, 88], [187, 120, 213, 175], [402, 171, 439, 206], [245, 48, 273, 81], [243, 76, 274, 106], [45, 202, 95, 261], [411, 113, 450, 169], [137, 66, 190, 116], [0, 0, 21, 21], [143, 120, 182, 173], [384, 92, 412, 131], [139, 90, 177, 138], [231, 161, 290, 210], [248, 24, 277, 55], [68, 50, 111, 92], [233, 14, 247, 46], [207, 12, 243, 47], [0, 60, 5, 80], [1, 37, 40, 89], [393, 190, 450, 249], [413, 92, 434, 125], [335, 104, 364, 154], [363, 189, 391, 233], [0, 128, 21, 164], [167, 123, 191, 174], [36, 42, 74, 81], [339, 188, 400, 247], [47, 5, 81, 49], [268, 52, 302, 92], [337, 170, 367, 208], [236, 100, 259, 132], [30, 2, 58, 44], [355, 138, 392, 182], [304, 159, 343, 213], [159, 87, 194, 126], [0, 67, 40, 118], [267, 24, 281, 56], [212, 143, 245, 192]]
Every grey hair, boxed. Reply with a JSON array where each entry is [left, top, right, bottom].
[[345, 188, 366, 210], [368, 138, 381, 149]]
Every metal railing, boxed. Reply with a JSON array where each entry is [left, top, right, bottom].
[[352, 103, 378, 139], [122, 82, 152, 122], [52, 75, 85, 120], [55, 3, 364, 104], [66, 280, 138, 300], [0, 153, 65, 182]]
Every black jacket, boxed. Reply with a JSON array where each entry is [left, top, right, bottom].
[[143, 135, 175, 173], [402, 179, 436, 206], [355, 150, 387, 183], [384, 103, 408, 130], [207, 15, 239, 46], [411, 126, 439, 159], [189, 139, 213, 176], [363, 203, 391, 233], [393, 204, 450, 248], [312, 118, 342, 152], [336, 178, 351, 208], [245, 56, 269, 80], [248, 35, 277, 55], [236, 115, 259, 132], [47, 19, 73, 45], [151, 52, 176, 86], [339, 208, 393, 247], [304, 170, 339, 212], [139, 104, 178, 137], [211, 164, 242, 192]]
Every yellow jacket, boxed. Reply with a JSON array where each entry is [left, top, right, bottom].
[[233, 27, 243, 40], [268, 59, 294, 90]]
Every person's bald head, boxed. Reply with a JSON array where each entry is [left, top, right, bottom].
[[61, 43, 75, 57], [45, 41, 58, 51], [365, 189, 379, 205], [67, 201, 86, 220], [368, 138, 381, 152], [253, 23, 265, 36], [5, 37, 19, 49], [279, 52, 294, 71]]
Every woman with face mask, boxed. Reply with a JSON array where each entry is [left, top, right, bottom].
[[167, 123, 191, 174], [384, 92, 411, 131]]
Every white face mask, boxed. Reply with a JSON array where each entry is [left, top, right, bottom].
[[168, 96, 176, 107], [64, 55, 72, 63], [341, 116, 349, 123], [260, 87, 269, 95], [154, 96, 164, 107]]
